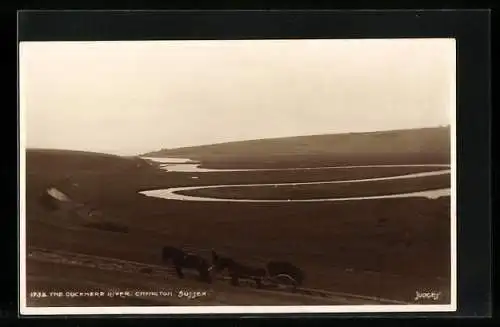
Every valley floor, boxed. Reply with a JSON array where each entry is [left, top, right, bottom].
[[23, 150, 452, 308]]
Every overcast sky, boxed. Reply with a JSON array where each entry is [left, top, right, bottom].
[[20, 39, 455, 156]]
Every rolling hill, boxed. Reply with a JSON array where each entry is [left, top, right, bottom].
[[23, 138, 451, 304], [143, 126, 451, 168]]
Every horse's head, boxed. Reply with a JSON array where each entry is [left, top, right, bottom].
[[210, 249, 221, 271], [190, 256, 213, 284]]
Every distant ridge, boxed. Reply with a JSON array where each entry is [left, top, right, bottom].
[[143, 126, 451, 162], [26, 148, 123, 158], [25, 148, 150, 175]]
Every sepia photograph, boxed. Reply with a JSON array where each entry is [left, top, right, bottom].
[[19, 38, 456, 315]]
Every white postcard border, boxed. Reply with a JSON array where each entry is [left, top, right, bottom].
[[18, 38, 457, 315]]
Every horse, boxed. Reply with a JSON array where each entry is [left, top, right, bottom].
[[161, 246, 212, 283], [211, 250, 266, 287], [266, 260, 305, 291]]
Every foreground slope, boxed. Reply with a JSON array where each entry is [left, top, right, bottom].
[[24, 147, 451, 305]]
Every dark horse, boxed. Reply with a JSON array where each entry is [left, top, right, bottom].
[[161, 246, 212, 283], [266, 261, 305, 290], [211, 250, 266, 287]]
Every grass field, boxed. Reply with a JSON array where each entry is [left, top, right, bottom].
[[178, 174, 450, 200], [24, 129, 452, 306]]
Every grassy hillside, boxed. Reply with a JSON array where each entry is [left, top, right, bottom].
[[143, 126, 451, 168], [26, 149, 150, 190], [26, 149, 139, 172], [24, 147, 451, 303], [179, 173, 451, 200]]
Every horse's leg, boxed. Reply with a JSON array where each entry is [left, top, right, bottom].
[[175, 265, 184, 279], [197, 268, 207, 282], [200, 270, 212, 284], [230, 274, 239, 286], [161, 257, 169, 279], [291, 280, 298, 292], [205, 267, 213, 284], [255, 278, 262, 289]]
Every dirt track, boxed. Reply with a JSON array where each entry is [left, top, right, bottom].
[[25, 247, 404, 307]]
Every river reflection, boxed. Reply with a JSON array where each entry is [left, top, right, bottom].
[[139, 157, 451, 202]]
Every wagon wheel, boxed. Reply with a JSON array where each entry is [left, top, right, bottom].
[[271, 274, 298, 291]]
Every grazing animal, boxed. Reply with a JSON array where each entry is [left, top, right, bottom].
[[266, 260, 305, 290], [161, 246, 212, 283], [211, 250, 266, 287]]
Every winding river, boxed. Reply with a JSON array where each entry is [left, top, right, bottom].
[[138, 157, 451, 202]]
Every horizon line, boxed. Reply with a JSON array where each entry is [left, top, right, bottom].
[[25, 125, 450, 157]]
